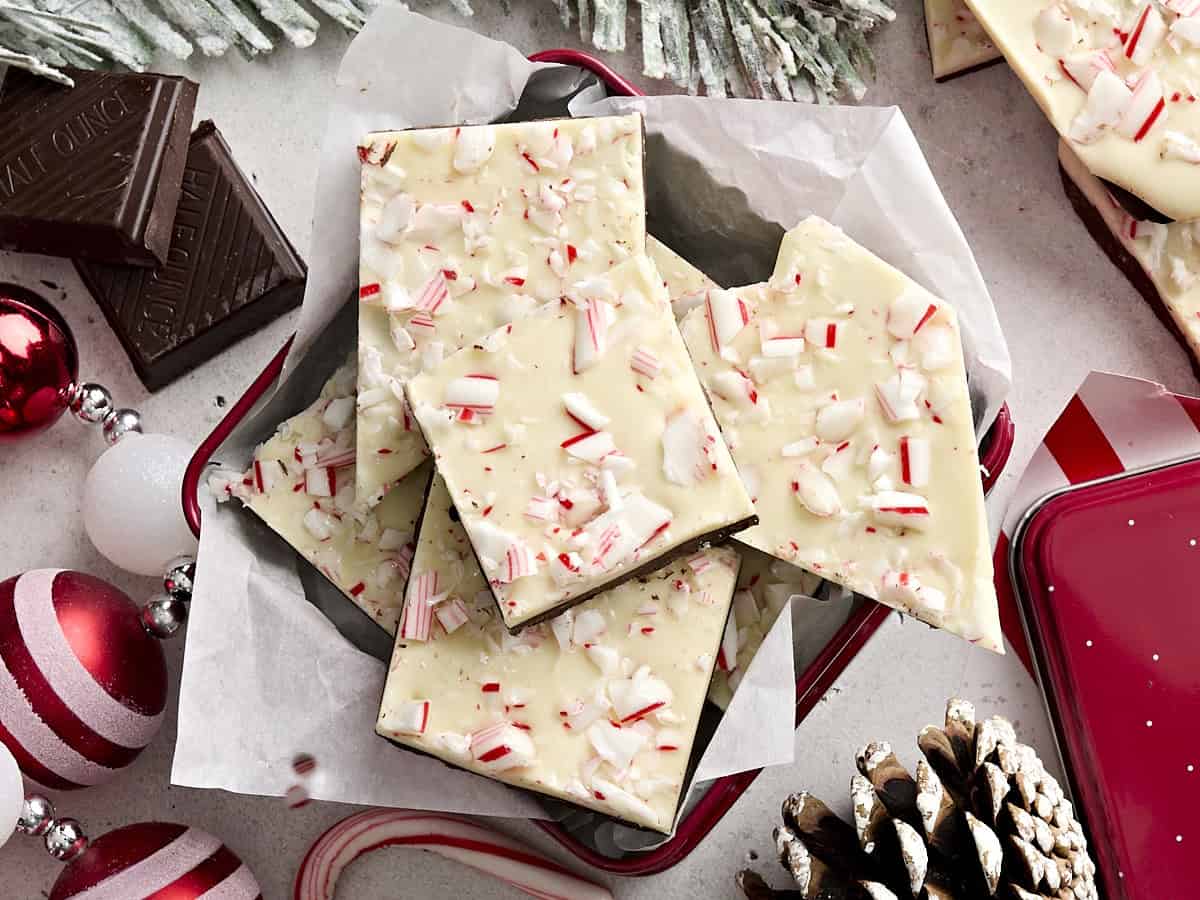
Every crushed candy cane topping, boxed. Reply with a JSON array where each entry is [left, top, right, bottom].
[[678, 217, 1002, 654], [407, 255, 755, 630], [222, 357, 431, 636], [356, 114, 647, 508], [377, 475, 741, 834]]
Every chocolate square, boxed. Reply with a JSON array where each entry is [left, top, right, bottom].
[[0, 67, 197, 267], [74, 122, 306, 391]]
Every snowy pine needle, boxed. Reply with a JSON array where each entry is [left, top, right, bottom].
[[0, 0, 893, 101]]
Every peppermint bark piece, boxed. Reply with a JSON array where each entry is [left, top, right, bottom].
[[678, 217, 1002, 652], [378, 494, 741, 835], [924, 0, 1001, 80], [1059, 139, 1200, 378], [356, 114, 647, 508], [215, 359, 432, 634], [647, 235, 719, 321], [406, 255, 757, 631], [964, 0, 1200, 221]]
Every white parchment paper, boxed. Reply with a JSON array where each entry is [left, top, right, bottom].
[[174, 6, 1011, 832]]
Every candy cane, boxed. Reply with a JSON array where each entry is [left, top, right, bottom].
[[293, 809, 613, 900]]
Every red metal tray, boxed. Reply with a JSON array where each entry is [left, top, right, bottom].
[[180, 49, 1016, 876], [1009, 455, 1200, 899]]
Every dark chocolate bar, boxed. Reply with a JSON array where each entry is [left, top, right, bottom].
[[0, 67, 197, 267], [74, 122, 306, 391]]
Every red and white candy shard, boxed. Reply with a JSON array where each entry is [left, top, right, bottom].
[[875, 369, 927, 422], [677, 216, 1001, 652], [390, 700, 430, 736], [562, 392, 610, 430], [444, 374, 500, 415], [792, 461, 842, 517], [356, 115, 646, 507], [704, 289, 751, 352], [609, 667, 673, 723], [470, 721, 536, 772], [865, 490, 932, 531], [661, 408, 717, 485]]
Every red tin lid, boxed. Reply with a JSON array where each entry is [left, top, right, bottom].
[[1010, 454, 1200, 899]]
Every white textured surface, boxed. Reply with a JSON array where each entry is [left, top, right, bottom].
[[0, 2, 1194, 897]]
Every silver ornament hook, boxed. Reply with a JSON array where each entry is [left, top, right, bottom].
[[18, 794, 89, 863], [67, 382, 142, 445], [140, 555, 196, 639]]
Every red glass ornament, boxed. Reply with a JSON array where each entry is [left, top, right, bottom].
[[50, 821, 262, 899], [0, 570, 166, 790], [0, 283, 78, 441]]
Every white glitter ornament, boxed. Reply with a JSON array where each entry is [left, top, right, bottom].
[[0, 742, 21, 849], [82, 433, 198, 576]]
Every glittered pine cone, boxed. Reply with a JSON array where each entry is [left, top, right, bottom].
[[738, 699, 1098, 900]]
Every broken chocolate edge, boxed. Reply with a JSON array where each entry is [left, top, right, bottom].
[[73, 120, 307, 391], [1060, 162, 1200, 383]]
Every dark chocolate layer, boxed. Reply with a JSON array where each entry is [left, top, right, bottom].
[[1061, 163, 1200, 382], [1101, 177, 1174, 225], [494, 513, 758, 634], [75, 121, 305, 391], [0, 67, 197, 266]]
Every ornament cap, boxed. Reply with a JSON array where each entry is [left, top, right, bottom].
[[17, 795, 55, 837], [45, 818, 88, 862]]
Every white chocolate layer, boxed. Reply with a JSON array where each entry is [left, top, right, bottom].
[[1060, 138, 1200, 364], [378, 477, 739, 835], [966, 0, 1200, 221], [925, 0, 1001, 79], [356, 115, 647, 508], [215, 360, 431, 634], [406, 255, 756, 631], [679, 217, 1002, 653], [646, 236, 718, 321]]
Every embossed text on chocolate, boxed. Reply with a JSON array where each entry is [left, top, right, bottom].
[[136, 165, 213, 346], [0, 88, 134, 206]]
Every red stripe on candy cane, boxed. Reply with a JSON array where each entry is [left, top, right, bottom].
[[292, 809, 613, 900]]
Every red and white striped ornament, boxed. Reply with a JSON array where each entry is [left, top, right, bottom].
[[0, 570, 166, 790], [49, 821, 261, 900]]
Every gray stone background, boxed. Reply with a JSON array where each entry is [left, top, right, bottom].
[[1, 0, 1189, 896]]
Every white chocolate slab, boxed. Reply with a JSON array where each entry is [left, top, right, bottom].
[[679, 217, 1002, 653], [1060, 139, 1200, 365], [925, 0, 1001, 80], [356, 115, 647, 508], [378, 480, 739, 834], [646, 236, 718, 321], [965, 0, 1200, 221], [406, 255, 757, 631], [215, 360, 432, 634]]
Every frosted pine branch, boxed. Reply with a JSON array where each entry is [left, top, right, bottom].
[[0, 0, 893, 102]]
